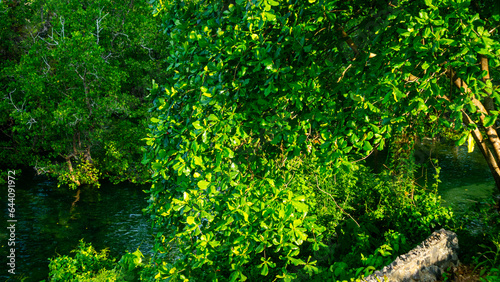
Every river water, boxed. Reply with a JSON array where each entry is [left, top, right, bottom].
[[0, 176, 153, 281], [415, 140, 497, 210], [0, 141, 497, 281]]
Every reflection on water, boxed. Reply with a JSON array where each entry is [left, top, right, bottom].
[[415, 140, 496, 210], [0, 175, 153, 281]]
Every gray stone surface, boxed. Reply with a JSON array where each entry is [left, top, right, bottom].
[[363, 229, 459, 282]]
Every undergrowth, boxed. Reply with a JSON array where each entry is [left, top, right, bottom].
[[452, 197, 500, 281], [288, 159, 453, 281], [43, 240, 155, 282]]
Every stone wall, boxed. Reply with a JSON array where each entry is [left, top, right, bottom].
[[363, 229, 459, 282]]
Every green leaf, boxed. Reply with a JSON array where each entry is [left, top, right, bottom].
[[440, 38, 456, 46], [264, 12, 276, 21], [223, 147, 234, 158], [158, 149, 167, 159], [457, 133, 468, 146], [240, 210, 249, 222], [229, 271, 240, 282], [271, 134, 282, 144], [187, 216, 195, 225], [483, 115, 497, 127], [262, 58, 273, 69], [192, 120, 203, 130], [292, 201, 309, 212], [288, 257, 305, 266], [261, 263, 269, 276], [268, 0, 279, 6], [197, 180, 210, 189], [363, 141, 373, 151], [208, 114, 218, 121], [194, 156, 204, 167]]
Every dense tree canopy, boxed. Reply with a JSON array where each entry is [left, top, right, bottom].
[[0, 0, 167, 187], [145, 0, 500, 280]]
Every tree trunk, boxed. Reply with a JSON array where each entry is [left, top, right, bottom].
[[464, 113, 500, 191], [447, 68, 500, 194], [66, 157, 81, 186]]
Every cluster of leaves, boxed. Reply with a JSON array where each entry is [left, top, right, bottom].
[[144, 0, 392, 280], [0, 0, 167, 187], [143, 0, 474, 281], [44, 240, 154, 282]]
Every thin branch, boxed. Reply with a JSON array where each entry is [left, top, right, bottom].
[[352, 143, 380, 163], [60, 16, 65, 38], [336, 25, 360, 59], [314, 27, 327, 37], [4, 89, 25, 112], [337, 63, 352, 82], [113, 32, 130, 41], [95, 8, 109, 45], [27, 28, 40, 43], [315, 174, 360, 227], [26, 117, 37, 129], [140, 43, 155, 60], [89, 65, 100, 80], [47, 27, 59, 45], [39, 36, 58, 46], [34, 162, 48, 175], [489, 23, 500, 34], [42, 55, 51, 74], [70, 63, 86, 81], [55, 16, 65, 39]]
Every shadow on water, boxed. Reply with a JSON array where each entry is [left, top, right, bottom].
[[0, 173, 153, 282]]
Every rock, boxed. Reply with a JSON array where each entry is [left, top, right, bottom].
[[363, 229, 459, 282]]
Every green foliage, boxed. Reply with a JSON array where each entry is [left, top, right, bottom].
[[146, 0, 391, 279], [453, 198, 500, 281], [47, 240, 155, 282], [294, 161, 452, 281], [0, 0, 31, 171], [144, 0, 462, 280], [352, 0, 500, 191], [54, 160, 101, 189], [116, 249, 157, 281], [320, 230, 403, 281], [48, 240, 117, 281], [0, 0, 165, 188], [475, 237, 500, 282]]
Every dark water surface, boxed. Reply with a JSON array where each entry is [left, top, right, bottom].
[[0, 175, 153, 281]]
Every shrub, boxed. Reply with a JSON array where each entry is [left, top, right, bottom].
[[291, 159, 453, 281], [46, 240, 154, 281]]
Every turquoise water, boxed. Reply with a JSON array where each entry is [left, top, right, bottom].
[[0, 176, 153, 281], [415, 141, 497, 210]]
